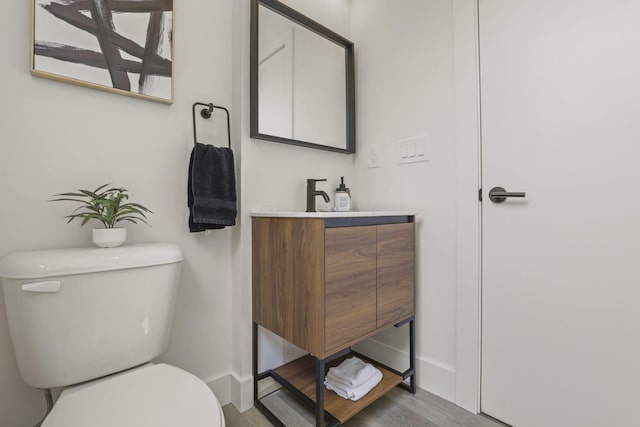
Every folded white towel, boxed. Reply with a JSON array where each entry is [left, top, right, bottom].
[[326, 370, 373, 390], [326, 357, 378, 388], [325, 368, 383, 401]]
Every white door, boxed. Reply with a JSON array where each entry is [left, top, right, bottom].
[[480, 1, 640, 426]]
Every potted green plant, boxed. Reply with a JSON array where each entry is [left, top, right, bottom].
[[50, 184, 152, 248]]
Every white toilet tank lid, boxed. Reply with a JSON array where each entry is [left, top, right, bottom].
[[42, 364, 224, 427], [0, 243, 183, 279]]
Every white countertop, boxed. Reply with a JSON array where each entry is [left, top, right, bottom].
[[250, 211, 416, 218]]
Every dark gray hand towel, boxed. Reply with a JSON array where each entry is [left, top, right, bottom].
[[188, 143, 237, 232]]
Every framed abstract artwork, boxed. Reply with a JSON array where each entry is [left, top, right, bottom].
[[31, 0, 174, 104]]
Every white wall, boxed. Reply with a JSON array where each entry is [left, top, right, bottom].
[[1, 0, 468, 423], [0, 1, 234, 425], [350, 0, 459, 400]]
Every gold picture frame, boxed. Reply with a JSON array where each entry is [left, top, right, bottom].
[[31, 0, 174, 104]]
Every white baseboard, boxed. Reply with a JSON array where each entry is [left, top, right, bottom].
[[353, 338, 456, 402], [205, 372, 254, 412], [230, 373, 254, 412]]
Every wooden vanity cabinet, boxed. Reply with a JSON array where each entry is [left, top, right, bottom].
[[252, 216, 415, 360]]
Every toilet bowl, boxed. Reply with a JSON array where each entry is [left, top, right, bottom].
[[0, 243, 225, 426], [42, 364, 224, 427]]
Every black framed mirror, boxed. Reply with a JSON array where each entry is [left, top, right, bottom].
[[250, 0, 355, 154]]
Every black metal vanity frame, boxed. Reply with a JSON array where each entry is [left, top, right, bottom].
[[252, 317, 416, 427]]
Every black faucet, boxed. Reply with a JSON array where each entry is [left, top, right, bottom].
[[306, 179, 331, 212]]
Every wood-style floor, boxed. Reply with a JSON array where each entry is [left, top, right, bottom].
[[223, 386, 505, 427]]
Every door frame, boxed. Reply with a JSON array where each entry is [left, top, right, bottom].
[[453, 0, 483, 414]]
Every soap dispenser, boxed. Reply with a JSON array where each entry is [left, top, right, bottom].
[[334, 177, 351, 212]]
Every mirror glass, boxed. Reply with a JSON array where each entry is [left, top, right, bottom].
[[251, 0, 355, 153]]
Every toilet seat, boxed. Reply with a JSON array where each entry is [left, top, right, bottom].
[[42, 364, 225, 427]]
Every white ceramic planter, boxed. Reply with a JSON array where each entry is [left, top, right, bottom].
[[92, 228, 127, 248]]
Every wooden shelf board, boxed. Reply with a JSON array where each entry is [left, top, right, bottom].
[[273, 354, 403, 423]]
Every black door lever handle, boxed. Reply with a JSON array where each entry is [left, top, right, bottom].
[[489, 186, 526, 203]]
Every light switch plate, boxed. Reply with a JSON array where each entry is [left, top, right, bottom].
[[398, 136, 428, 165]]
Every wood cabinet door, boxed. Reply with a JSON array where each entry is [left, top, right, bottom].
[[324, 226, 377, 355], [377, 223, 415, 328], [252, 218, 325, 356]]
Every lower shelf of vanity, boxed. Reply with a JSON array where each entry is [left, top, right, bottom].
[[272, 353, 403, 423]]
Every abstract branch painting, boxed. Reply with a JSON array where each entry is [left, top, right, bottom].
[[32, 0, 174, 103]]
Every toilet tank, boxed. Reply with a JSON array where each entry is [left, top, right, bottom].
[[0, 243, 183, 389]]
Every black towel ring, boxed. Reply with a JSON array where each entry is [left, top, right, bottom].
[[192, 102, 231, 148]]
